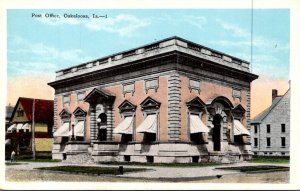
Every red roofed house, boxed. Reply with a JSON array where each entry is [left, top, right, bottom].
[[6, 97, 54, 157]]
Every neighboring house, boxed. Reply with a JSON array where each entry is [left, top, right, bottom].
[[48, 36, 258, 163], [5, 105, 14, 130], [250, 88, 290, 156], [5, 97, 54, 157]]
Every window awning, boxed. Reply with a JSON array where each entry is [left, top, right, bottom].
[[234, 120, 250, 135], [114, 117, 133, 134], [136, 114, 157, 134], [7, 124, 17, 132], [54, 122, 70, 137], [16, 123, 23, 130], [68, 121, 85, 137], [22, 123, 30, 130], [190, 114, 209, 134]]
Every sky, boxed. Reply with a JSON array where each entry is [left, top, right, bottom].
[[7, 9, 290, 118]]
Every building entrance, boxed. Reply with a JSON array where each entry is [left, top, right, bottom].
[[213, 114, 222, 151]]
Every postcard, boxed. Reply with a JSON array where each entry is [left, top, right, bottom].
[[1, 0, 300, 190]]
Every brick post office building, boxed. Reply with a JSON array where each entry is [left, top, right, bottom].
[[48, 36, 258, 163]]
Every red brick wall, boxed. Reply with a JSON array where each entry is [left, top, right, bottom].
[[103, 76, 169, 142], [180, 75, 248, 141]]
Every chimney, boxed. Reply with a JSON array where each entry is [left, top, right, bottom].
[[272, 89, 278, 101]]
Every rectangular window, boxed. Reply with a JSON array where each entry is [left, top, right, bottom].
[[267, 124, 271, 133], [254, 125, 258, 133], [63, 95, 70, 104], [281, 124, 286, 133], [254, 138, 258, 147], [267, 137, 271, 147], [281, 137, 286, 147]]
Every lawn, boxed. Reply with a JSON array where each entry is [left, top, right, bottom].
[[5, 162, 24, 166], [99, 162, 222, 168], [15, 159, 61, 163], [216, 165, 289, 173], [36, 166, 149, 175], [250, 156, 289, 164]]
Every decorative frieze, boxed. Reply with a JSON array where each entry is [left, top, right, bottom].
[[189, 79, 201, 93], [232, 89, 241, 101], [123, 83, 135, 96], [145, 78, 159, 93]]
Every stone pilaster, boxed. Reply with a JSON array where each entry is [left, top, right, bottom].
[[53, 96, 58, 131], [106, 106, 114, 141], [90, 106, 97, 143], [168, 72, 181, 141], [245, 90, 251, 143]]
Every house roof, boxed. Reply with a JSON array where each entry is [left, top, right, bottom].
[[11, 97, 54, 123], [251, 89, 290, 124]]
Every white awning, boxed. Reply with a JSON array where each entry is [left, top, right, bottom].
[[54, 122, 70, 137], [5, 139, 11, 145], [7, 124, 17, 132], [16, 123, 23, 130], [22, 123, 30, 130], [234, 120, 250, 136], [68, 121, 85, 137], [190, 114, 209, 134], [114, 117, 133, 134], [136, 114, 157, 134]]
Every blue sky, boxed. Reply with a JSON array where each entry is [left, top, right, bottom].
[[7, 9, 290, 80]]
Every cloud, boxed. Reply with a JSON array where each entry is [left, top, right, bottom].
[[35, 14, 150, 37], [216, 18, 250, 38], [8, 35, 92, 76], [183, 15, 207, 29]]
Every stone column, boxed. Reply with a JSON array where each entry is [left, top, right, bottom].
[[167, 72, 181, 141], [207, 112, 214, 141]]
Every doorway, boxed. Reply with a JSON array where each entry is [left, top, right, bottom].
[[212, 114, 222, 151], [97, 113, 107, 141]]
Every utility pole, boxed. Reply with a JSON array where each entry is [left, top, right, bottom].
[[32, 99, 36, 160]]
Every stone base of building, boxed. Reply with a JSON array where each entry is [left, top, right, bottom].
[[52, 141, 252, 164]]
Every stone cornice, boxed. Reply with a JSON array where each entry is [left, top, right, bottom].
[[48, 51, 258, 91]]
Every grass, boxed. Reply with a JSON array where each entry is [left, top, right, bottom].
[[5, 162, 24, 166], [98, 162, 222, 168], [216, 165, 289, 173], [251, 156, 290, 164], [15, 159, 61, 163], [36, 166, 149, 175]]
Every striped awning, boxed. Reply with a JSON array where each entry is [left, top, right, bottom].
[[234, 120, 250, 135], [136, 114, 157, 134], [54, 122, 70, 137], [22, 123, 30, 130], [7, 124, 17, 132], [5, 139, 11, 145], [68, 121, 85, 137], [114, 117, 133, 134], [190, 114, 209, 134], [16, 123, 23, 130]]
